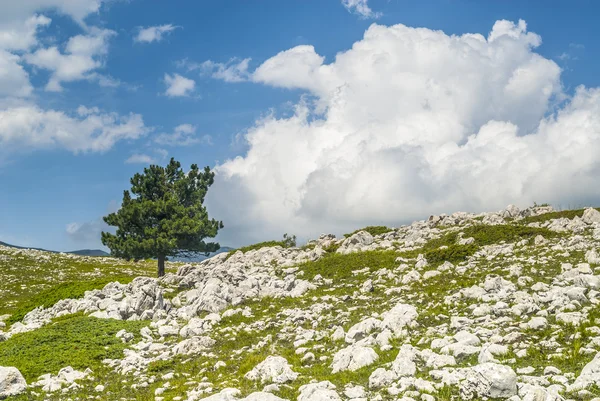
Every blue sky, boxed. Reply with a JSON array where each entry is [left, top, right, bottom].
[[1, 0, 600, 251]]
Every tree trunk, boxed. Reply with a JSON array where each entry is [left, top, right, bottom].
[[157, 255, 165, 277]]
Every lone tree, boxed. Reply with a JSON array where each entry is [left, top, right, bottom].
[[102, 158, 223, 277]]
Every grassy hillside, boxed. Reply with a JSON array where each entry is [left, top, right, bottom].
[[0, 245, 173, 320], [1, 207, 600, 400]]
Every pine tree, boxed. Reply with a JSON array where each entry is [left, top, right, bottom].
[[101, 158, 223, 277]]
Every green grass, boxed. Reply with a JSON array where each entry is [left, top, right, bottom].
[[344, 225, 394, 238], [298, 250, 399, 280], [0, 246, 169, 320], [6, 276, 136, 326], [0, 314, 148, 382]]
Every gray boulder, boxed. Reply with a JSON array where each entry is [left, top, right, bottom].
[[0, 367, 27, 399]]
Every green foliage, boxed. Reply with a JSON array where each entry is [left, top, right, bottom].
[[226, 233, 297, 258], [299, 250, 399, 280], [102, 158, 223, 276], [462, 224, 559, 245], [6, 277, 134, 326], [423, 243, 478, 265], [0, 314, 148, 382], [344, 225, 393, 238]]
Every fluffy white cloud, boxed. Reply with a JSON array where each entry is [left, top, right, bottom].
[[135, 24, 178, 43], [0, 15, 51, 51], [0, 0, 102, 26], [341, 0, 381, 19], [0, 105, 148, 153], [24, 28, 115, 91], [164, 73, 195, 97], [207, 20, 600, 246], [125, 153, 156, 164], [0, 50, 33, 97]]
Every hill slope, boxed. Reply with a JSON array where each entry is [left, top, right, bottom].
[[1, 205, 600, 401]]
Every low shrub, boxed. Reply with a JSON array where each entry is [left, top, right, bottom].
[[344, 226, 394, 238]]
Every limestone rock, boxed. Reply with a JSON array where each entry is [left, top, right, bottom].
[[460, 363, 517, 399], [244, 356, 298, 384], [0, 367, 27, 399]]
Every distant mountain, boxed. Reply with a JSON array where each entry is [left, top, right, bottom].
[[0, 240, 232, 260], [170, 246, 235, 262], [0, 241, 109, 257], [68, 249, 110, 257]]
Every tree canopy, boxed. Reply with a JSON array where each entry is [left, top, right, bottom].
[[101, 158, 223, 276]]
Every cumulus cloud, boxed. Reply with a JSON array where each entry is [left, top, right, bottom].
[[341, 0, 381, 19], [0, 50, 34, 97], [0, 14, 51, 51], [24, 28, 116, 91], [206, 20, 600, 246], [0, 105, 148, 153], [0, 0, 102, 26], [164, 73, 196, 97], [135, 24, 178, 43]]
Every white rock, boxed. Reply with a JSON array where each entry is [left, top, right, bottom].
[[244, 356, 298, 384], [298, 381, 341, 401], [582, 208, 600, 224], [331, 344, 378, 373], [0, 366, 27, 399], [570, 351, 600, 391], [380, 303, 418, 336], [345, 318, 381, 343], [460, 363, 517, 400]]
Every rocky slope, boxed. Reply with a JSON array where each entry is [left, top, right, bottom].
[[2, 205, 600, 400]]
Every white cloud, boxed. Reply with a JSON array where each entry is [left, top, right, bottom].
[[135, 24, 178, 43], [0, 14, 51, 51], [164, 73, 195, 97], [66, 200, 117, 245], [341, 0, 381, 19], [24, 28, 116, 91], [206, 20, 600, 246], [0, 104, 148, 153], [154, 123, 212, 146], [191, 58, 251, 83], [0, 1, 102, 26], [66, 220, 105, 242], [0, 50, 33, 97], [125, 153, 156, 164]]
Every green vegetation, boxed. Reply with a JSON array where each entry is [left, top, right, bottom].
[[299, 249, 399, 280], [0, 314, 148, 382], [0, 246, 162, 319], [102, 158, 223, 277], [6, 276, 134, 326], [344, 225, 394, 238], [520, 207, 600, 225]]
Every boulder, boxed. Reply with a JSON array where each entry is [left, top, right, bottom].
[[569, 351, 600, 391], [297, 381, 341, 401], [331, 344, 378, 373], [582, 208, 600, 224], [460, 363, 517, 399], [244, 356, 298, 384], [0, 367, 27, 399]]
